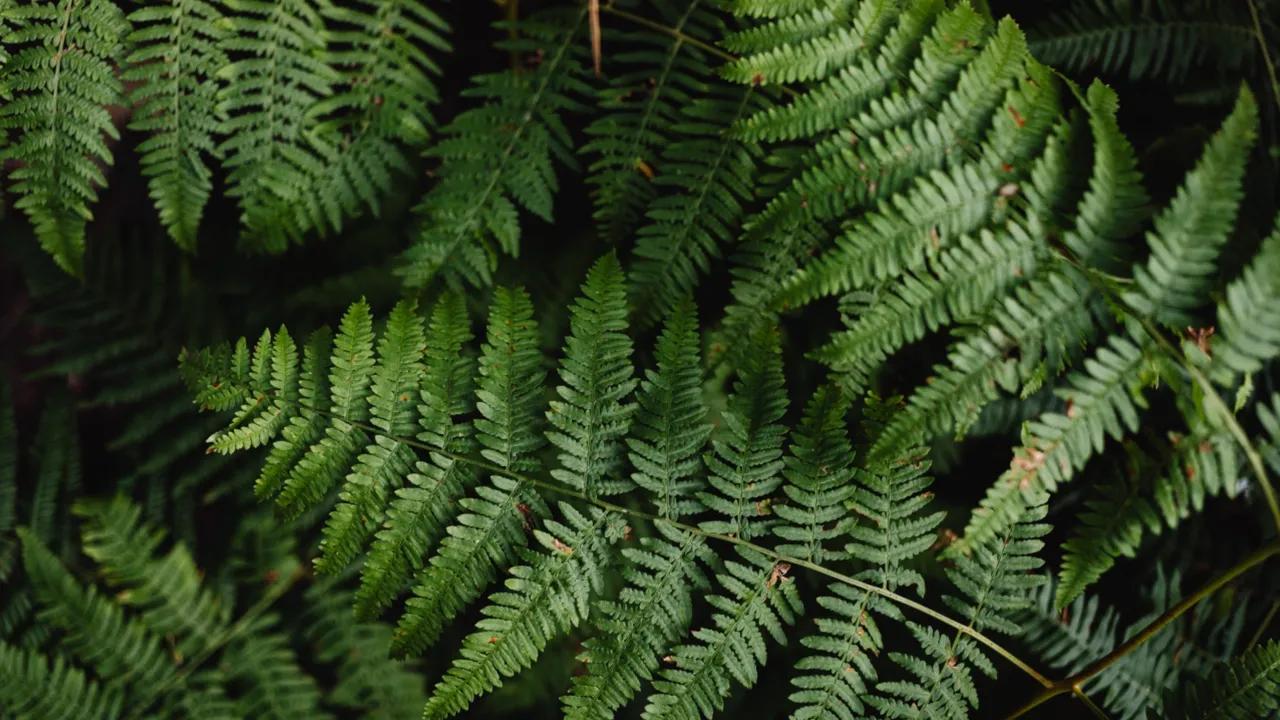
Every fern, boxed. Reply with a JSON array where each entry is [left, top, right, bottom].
[[398, 7, 592, 289], [1168, 640, 1280, 720], [0, 0, 128, 274], [124, 0, 227, 249]]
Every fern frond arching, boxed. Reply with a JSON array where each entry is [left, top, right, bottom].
[[699, 325, 788, 542], [357, 293, 476, 620], [547, 253, 638, 498], [399, 8, 592, 289], [216, 0, 336, 251], [422, 504, 627, 720], [1210, 217, 1280, 386], [0, 0, 128, 274], [124, 0, 226, 250]]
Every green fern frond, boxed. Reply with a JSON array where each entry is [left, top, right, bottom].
[[18, 528, 175, 696], [422, 503, 627, 720], [393, 286, 548, 657], [547, 253, 638, 498], [317, 299, 425, 574], [788, 447, 942, 720], [222, 626, 329, 719], [627, 86, 765, 326], [643, 547, 803, 720], [722, 0, 896, 85], [0, 0, 128, 274], [563, 525, 712, 720], [628, 299, 712, 519], [1123, 87, 1257, 329], [774, 385, 857, 564], [217, 0, 337, 251], [124, 0, 227, 250], [399, 8, 592, 289], [699, 326, 788, 541], [76, 497, 229, 656], [358, 293, 476, 619], [0, 641, 123, 720], [1167, 640, 1280, 720], [1210, 217, 1280, 385], [873, 498, 1048, 719], [584, 0, 726, 240]]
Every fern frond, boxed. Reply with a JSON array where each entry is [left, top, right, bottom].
[[627, 86, 764, 326], [422, 504, 627, 720], [18, 528, 174, 696], [358, 293, 476, 619], [399, 8, 591, 289], [1210, 218, 1280, 385], [317, 299, 425, 574], [628, 299, 712, 519], [222, 624, 328, 719], [0, 0, 128, 274], [547, 253, 638, 498], [393, 287, 548, 657], [873, 498, 1048, 719], [699, 326, 788, 541], [563, 525, 712, 720], [788, 447, 942, 720], [773, 385, 857, 564], [1168, 640, 1280, 720], [76, 497, 228, 656], [0, 641, 123, 720], [217, 0, 337, 250], [643, 547, 803, 720], [722, 0, 897, 85], [124, 0, 226, 249], [1123, 87, 1257, 328]]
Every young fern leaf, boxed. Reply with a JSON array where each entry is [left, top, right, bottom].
[[584, 0, 726, 241], [699, 326, 788, 542], [399, 8, 592, 289], [1123, 87, 1257, 328], [393, 287, 547, 657], [789, 448, 943, 720], [357, 292, 476, 620], [0, 642, 123, 720], [317, 299, 426, 574], [627, 298, 712, 520], [124, 0, 227, 250], [547, 253, 638, 498], [422, 504, 627, 720], [0, 0, 128, 275]]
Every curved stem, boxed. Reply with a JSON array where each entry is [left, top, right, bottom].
[[1248, 0, 1280, 116], [1003, 540, 1280, 719]]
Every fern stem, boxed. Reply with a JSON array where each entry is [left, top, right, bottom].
[[1247, 0, 1280, 115], [599, 3, 735, 65], [289, 401, 1056, 689], [1246, 599, 1280, 650], [1003, 539, 1280, 719]]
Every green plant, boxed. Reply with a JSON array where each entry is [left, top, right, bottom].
[[3, 0, 1280, 718]]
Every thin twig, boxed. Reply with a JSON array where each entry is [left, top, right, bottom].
[[1247, 599, 1280, 650], [1247, 0, 1280, 116]]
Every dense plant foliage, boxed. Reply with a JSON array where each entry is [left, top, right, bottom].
[[2, 0, 1280, 718]]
